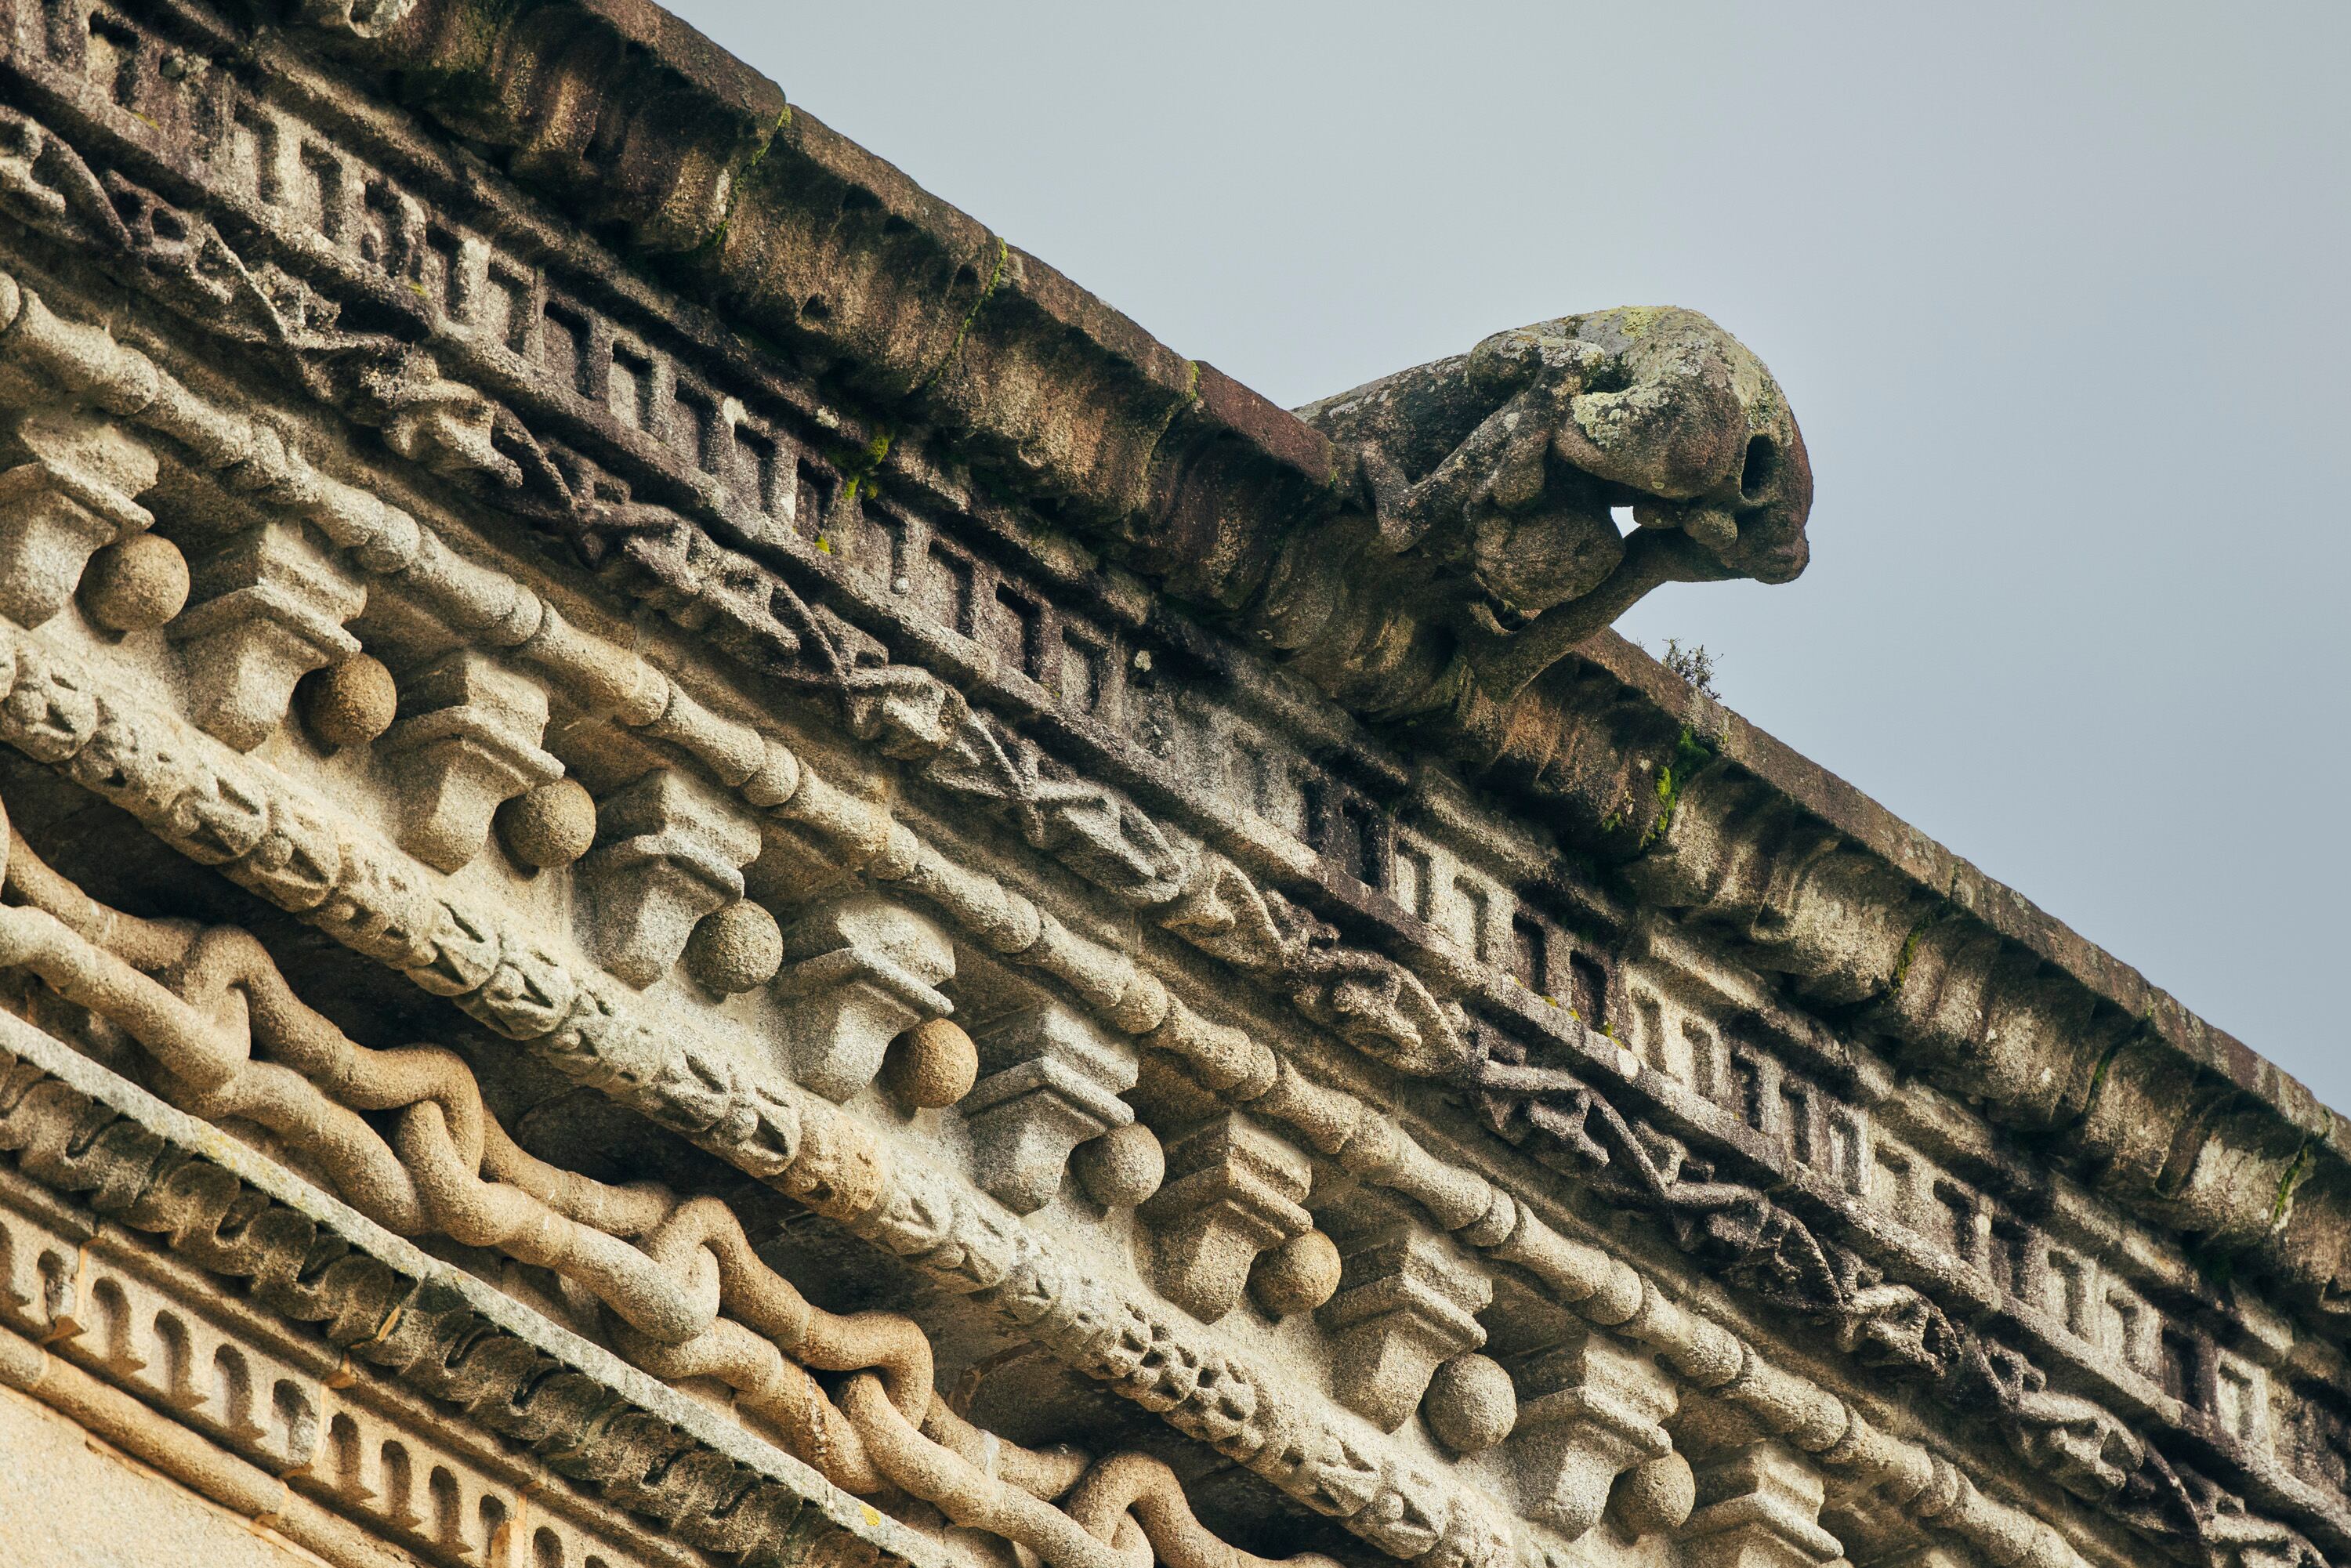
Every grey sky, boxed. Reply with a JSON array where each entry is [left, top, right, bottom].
[[667, 2, 2349, 1109]]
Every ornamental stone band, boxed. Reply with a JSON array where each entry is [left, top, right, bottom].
[[0, 6, 2339, 1568]]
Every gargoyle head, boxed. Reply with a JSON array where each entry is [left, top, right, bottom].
[[1297, 306, 1811, 702], [1528, 306, 1811, 588]]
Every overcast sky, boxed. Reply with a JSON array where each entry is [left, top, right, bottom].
[[668, 2, 2349, 1110]]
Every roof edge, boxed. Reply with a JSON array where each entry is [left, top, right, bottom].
[[302, 0, 2347, 1314]]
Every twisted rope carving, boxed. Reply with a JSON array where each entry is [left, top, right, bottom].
[[0, 795, 1331, 1568]]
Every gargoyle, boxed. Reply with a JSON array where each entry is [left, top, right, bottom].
[[1215, 308, 1811, 719]]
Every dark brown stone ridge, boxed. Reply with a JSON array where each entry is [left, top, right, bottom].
[[284, 0, 2346, 1320]]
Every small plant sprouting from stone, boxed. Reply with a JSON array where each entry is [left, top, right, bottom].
[[1660, 638, 1719, 698]]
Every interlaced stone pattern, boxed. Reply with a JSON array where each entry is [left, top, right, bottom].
[[0, 5, 2342, 1568]]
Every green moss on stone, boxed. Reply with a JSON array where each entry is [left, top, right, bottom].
[[1637, 726, 1716, 850]]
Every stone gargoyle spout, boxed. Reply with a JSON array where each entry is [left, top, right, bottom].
[[1177, 307, 1811, 724]]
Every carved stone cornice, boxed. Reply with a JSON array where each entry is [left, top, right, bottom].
[[0, 237, 2331, 1566], [0, 13, 2338, 1566], [255, 0, 2341, 1331], [0, 574, 2166, 1567]]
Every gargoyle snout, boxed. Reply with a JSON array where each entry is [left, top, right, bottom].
[[1560, 307, 1813, 587], [1715, 415, 1813, 585]]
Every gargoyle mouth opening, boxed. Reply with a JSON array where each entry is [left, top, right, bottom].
[[1740, 434, 1779, 503]]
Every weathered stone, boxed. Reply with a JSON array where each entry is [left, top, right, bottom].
[[1507, 1334, 1678, 1539], [965, 1002, 1138, 1215], [878, 1016, 980, 1110], [0, 12, 2331, 1568], [1320, 1221, 1492, 1431], [1070, 1120, 1165, 1208], [0, 408, 158, 631], [381, 648, 560, 871], [295, 654, 397, 751], [1139, 1112, 1312, 1322], [169, 523, 366, 751], [584, 768, 763, 987], [774, 896, 957, 1099], [78, 532, 188, 633]]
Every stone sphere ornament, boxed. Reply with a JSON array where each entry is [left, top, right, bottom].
[[1610, 1450, 1695, 1538], [1248, 1228, 1342, 1317], [298, 654, 398, 750], [880, 1017, 979, 1109], [1070, 1121, 1164, 1208], [497, 777, 598, 868], [683, 900, 784, 994], [80, 531, 189, 632], [1423, 1353, 1516, 1454]]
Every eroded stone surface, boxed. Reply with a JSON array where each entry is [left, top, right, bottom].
[[0, 9, 2336, 1568]]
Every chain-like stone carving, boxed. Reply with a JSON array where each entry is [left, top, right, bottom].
[[9, 17, 2338, 1361], [6, 77, 2317, 1494], [0, 788, 1346, 1568], [0, 255, 2322, 1566], [1957, 1338, 2328, 1568], [0, 611, 1522, 1568], [0, 504, 2106, 1568], [0, 1019, 909, 1568], [0, 80, 2331, 1559]]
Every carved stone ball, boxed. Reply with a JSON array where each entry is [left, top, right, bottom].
[[1423, 1353, 1516, 1454], [684, 900, 784, 994], [1610, 1450, 1695, 1538], [1248, 1229, 1342, 1317], [1070, 1122, 1164, 1208], [298, 654, 398, 751], [880, 1017, 978, 1110], [80, 532, 189, 632], [497, 777, 598, 869]]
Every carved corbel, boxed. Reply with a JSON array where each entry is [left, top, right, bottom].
[[1678, 1442, 1851, 1568], [168, 520, 365, 750], [963, 1002, 1139, 1215], [379, 649, 561, 871], [773, 895, 955, 1099], [1137, 1112, 1311, 1321], [1506, 1333, 1679, 1539], [1319, 1221, 1492, 1430], [0, 407, 158, 629], [582, 767, 763, 987]]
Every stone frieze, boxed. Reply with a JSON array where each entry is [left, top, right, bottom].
[[0, 5, 2339, 1568]]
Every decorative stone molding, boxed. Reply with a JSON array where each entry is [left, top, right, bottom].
[[773, 895, 957, 1101], [1678, 1443, 1850, 1568], [0, 1022, 921, 1568], [168, 521, 367, 751], [0, 14, 2335, 1566], [1506, 1333, 1679, 1539], [0, 407, 158, 630], [1320, 1219, 1493, 1432], [1137, 1112, 1313, 1321], [334, 0, 2341, 1337], [965, 1001, 1139, 1215], [582, 766, 764, 987], [379, 647, 561, 871], [0, 741, 1509, 1568], [0, 607, 2156, 1568], [0, 281, 2302, 1563], [2, 0, 2332, 1357]]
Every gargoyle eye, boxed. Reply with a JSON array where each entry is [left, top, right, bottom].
[[1740, 434, 1779, 502]]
